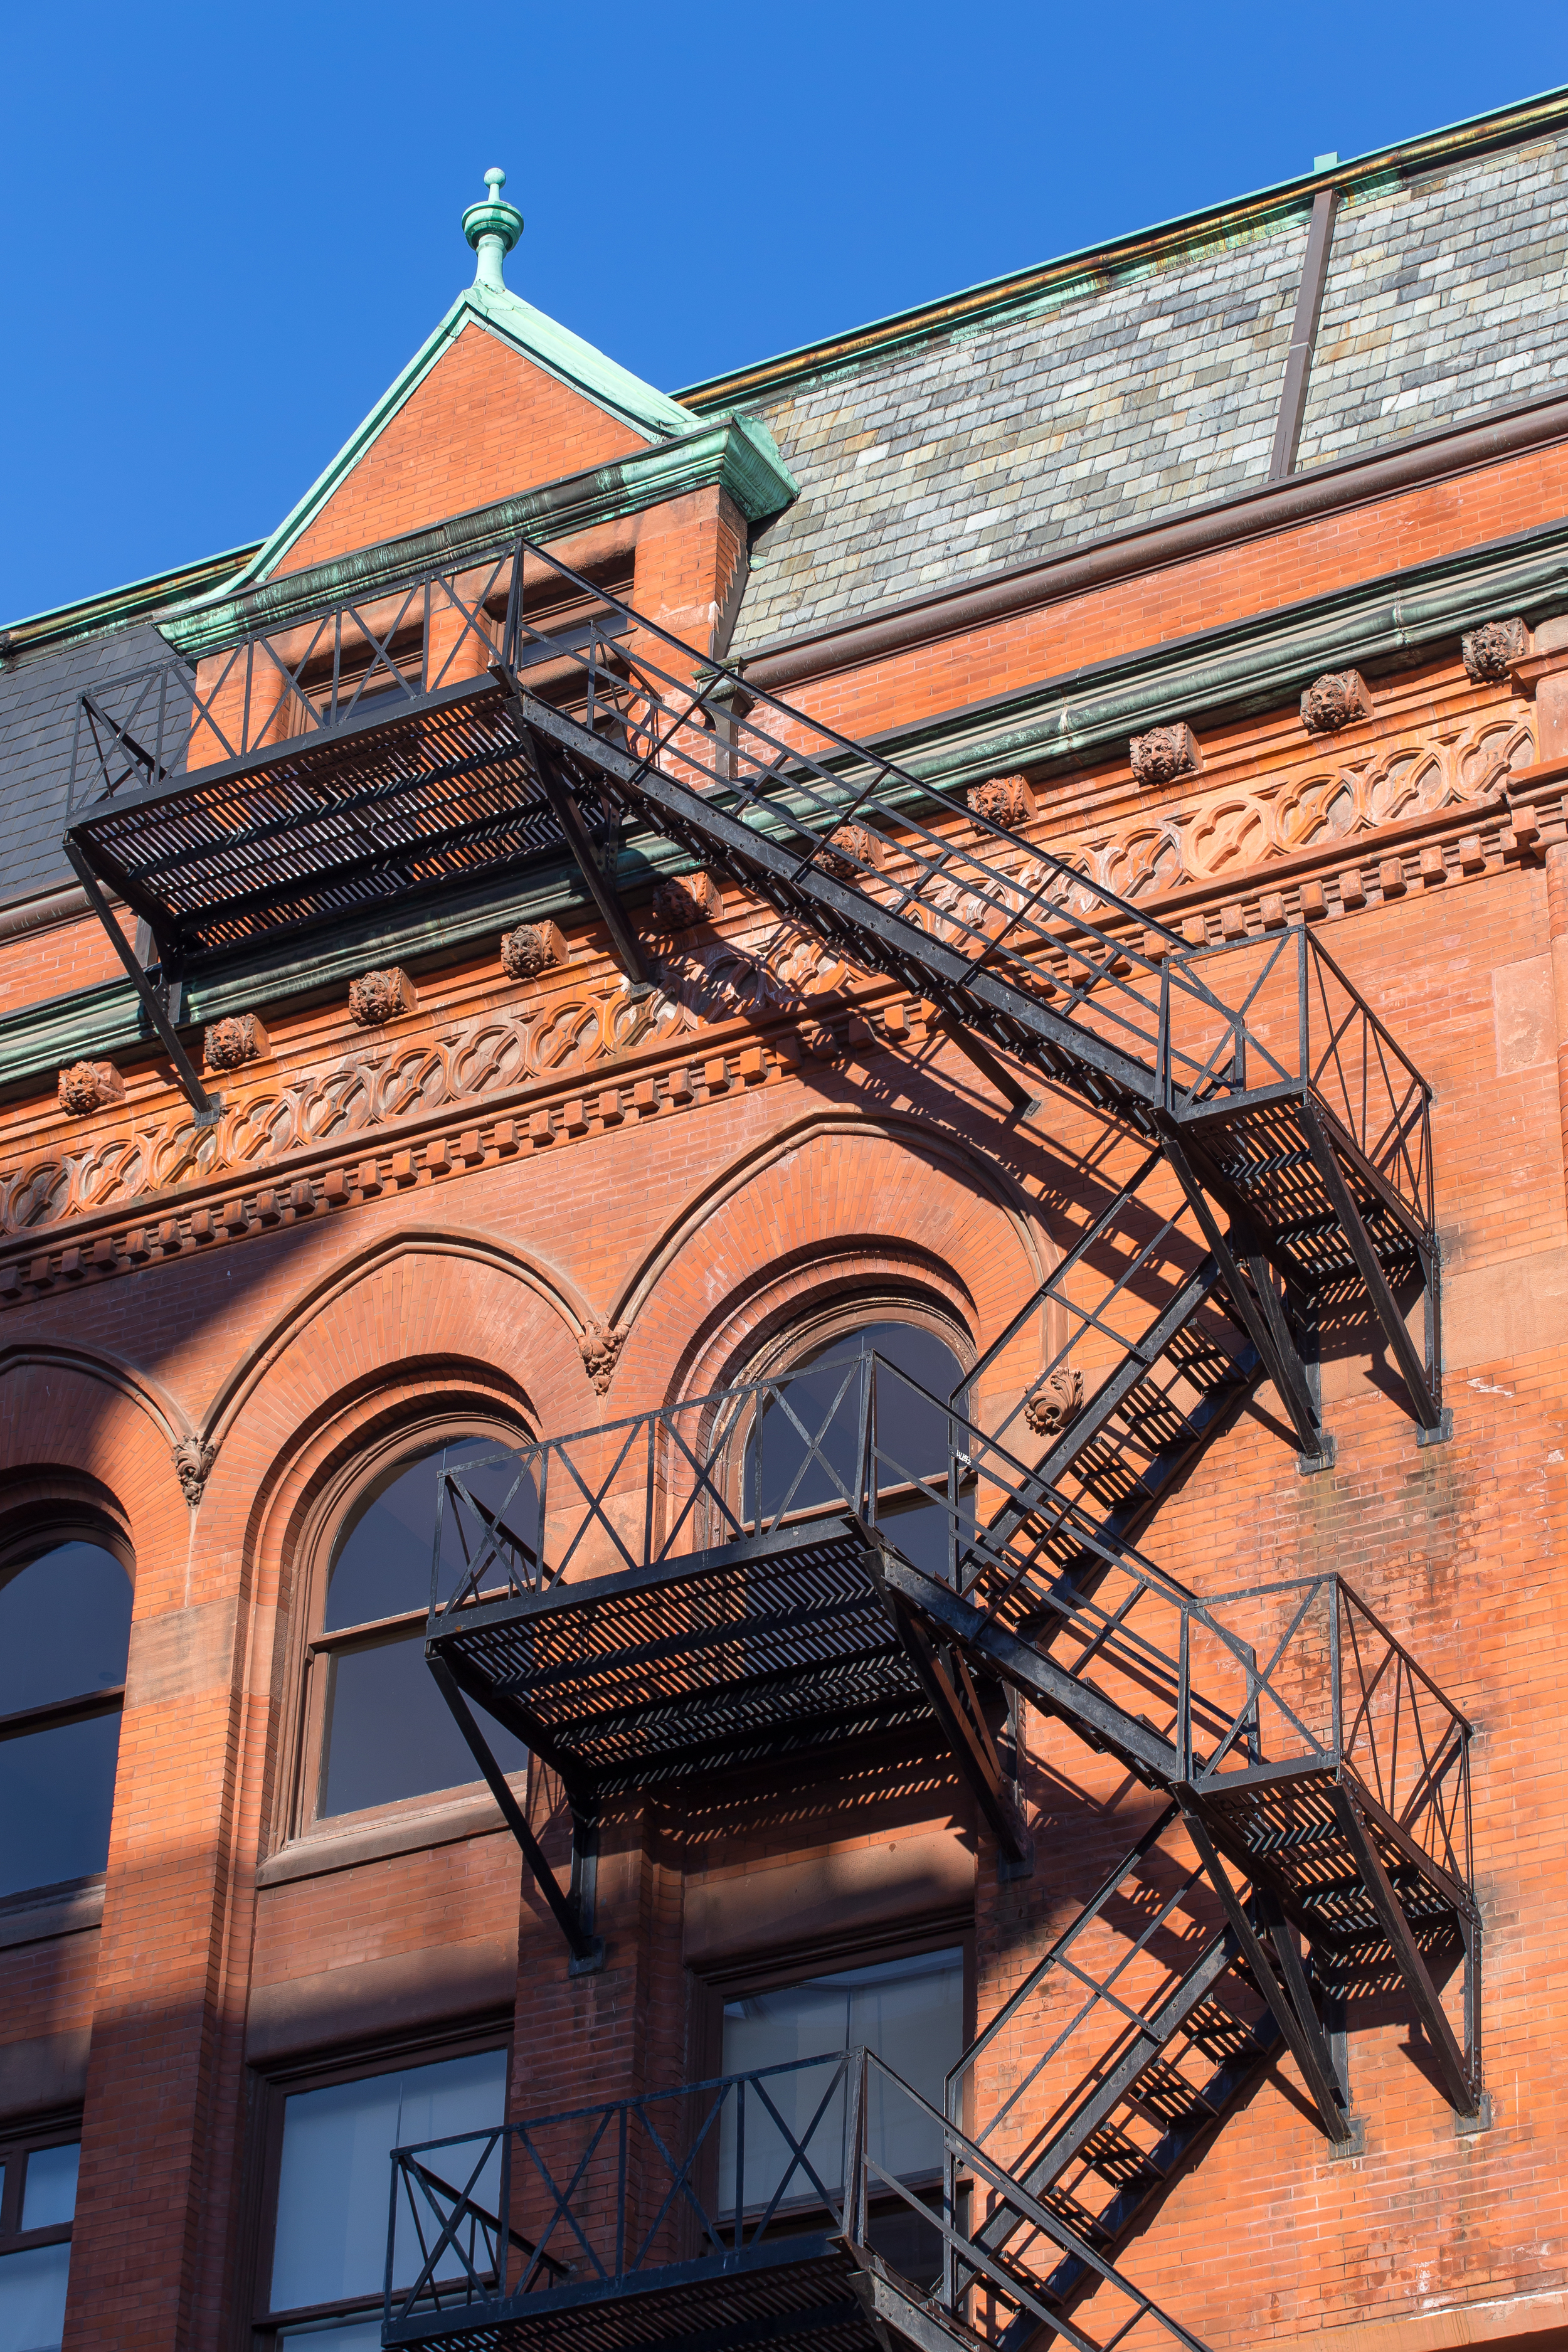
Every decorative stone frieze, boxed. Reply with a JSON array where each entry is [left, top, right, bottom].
[[967, 775, 1036, 829], [1461, 618, 1529, 684], [204, 1013, 268, 1073], [1301, 670, 1374, 734], [57, 1061, 124, 1117], [647, 871, 723, 931], [172, 1437, 217, 1506], [578, 1322, 629, 1394], [820, 824, 882, 881], [348, 967, 416, 1027], [1024, 1365, 1084, 1438], [499, 919, 566, 981], [1129, 724, 1202, 790]]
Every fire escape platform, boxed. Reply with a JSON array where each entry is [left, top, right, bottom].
[[430, 1513, 935, 1801], [381, 2237, 874, 2352]]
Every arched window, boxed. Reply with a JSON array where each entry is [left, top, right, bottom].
[[0, 1534, 133, 1901], [300, 1435, 535, 1827], [744, 1316, 969, 1577]]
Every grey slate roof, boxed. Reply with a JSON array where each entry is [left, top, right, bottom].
[[727, 122, 1568, 656]]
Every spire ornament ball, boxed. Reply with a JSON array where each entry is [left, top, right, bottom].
[[462, 166, 524, 291]]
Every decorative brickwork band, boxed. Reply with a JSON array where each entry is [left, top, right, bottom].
[[820, 824, 882, 881], [204, 1013, 268, 1072], [499, 919, 566, 981], [578, 1322, 629, 1394], [57, 1061, 125, 1117], [348, 967, 417, 1027], [1461, 617, 1529, 684], [966, 775, 1036, 829], [171, 1436, 218, 1506], [1301, 670, 1374, 734], [1023, 1364, 1084, 1436], [1129, 724, 1202, 790], [647, 872, 723, 932]]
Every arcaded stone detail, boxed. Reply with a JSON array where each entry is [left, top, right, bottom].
[[578, 1322, 629, 1394], [1461, 618, 1529, 683], [1023, 1364, 1085, 1438], [172, 1437, 218, 1506], [57, 1061, 124, 1117], [1301, 670, 1374, 734], [348, 967, 416, 1027], [968, 775, 1035, 829], [204, 1014, 268, 1073], [500, 919, 565, 981], [647, 872, 723, 932], [820, 824, 882, 882], [1130, 723, 1202, 790]]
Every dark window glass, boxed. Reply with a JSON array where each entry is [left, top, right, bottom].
[[265, 2048, 506, 2336], [744, 1322, 968, 1578], [0, 2131, 80, 2352], [317, 1441, 531, 1820], [0, 1543, 131, 1901], [719, 1948, 963, 2210]]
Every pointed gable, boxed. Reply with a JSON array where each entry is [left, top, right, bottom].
[[275, 317, 649, 575]]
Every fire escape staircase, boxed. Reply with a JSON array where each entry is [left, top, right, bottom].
[[59, 543, 1476, 2352]]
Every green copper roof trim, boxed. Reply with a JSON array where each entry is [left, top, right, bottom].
[[8, 504, 1568, 1102], [189, 281, 705, 600], [159, 416, 798, 659], [1, 541, 265, 654], [675, 82, 1568, 413]]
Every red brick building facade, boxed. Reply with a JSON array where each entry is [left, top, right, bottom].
[[4, 95, 1568, 2352]]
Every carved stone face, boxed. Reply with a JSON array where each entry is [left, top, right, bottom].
[[204, 1015, 258, 1071], [647, 876, 715, 933], [501, 924, 553, 980], [1300, 671, 1373, 734], [57, 1063, 105, 1116], [348, 969, 410, 1027], [1130, 724, 1200, 790], [819, 825, 879, 882], [967, 776, 1031, 829], [1461, 618, 1528, 684]]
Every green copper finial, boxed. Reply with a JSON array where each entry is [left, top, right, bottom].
[[462, 166, 524, 292]]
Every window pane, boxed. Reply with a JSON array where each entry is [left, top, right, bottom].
[[319, 1633, 526, 1818], [0, 1544, 132, 1714], [278, 2327, 381, 2351], [269, 2048, 506, 2315], [0, 1714, 121, 1899], [719, 1948, 963, 2210], [327, 1441, 537, 1631], [0, 2242, 71, 2352], [746, 1323, 964, 1521], [21, 2144, 79, 2230]]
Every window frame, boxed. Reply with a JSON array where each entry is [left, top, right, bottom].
[[0, 1513, 134, 1910], [246, 2018, 513, 2352], [278, 1410, 535, 1851], [0, 2112, 83, 2347]]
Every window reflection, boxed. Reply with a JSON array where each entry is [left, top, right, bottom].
[[315, 1439, 532, 1820], [0, 1542, 131, 1902], [0, 2131, 80, 2352]]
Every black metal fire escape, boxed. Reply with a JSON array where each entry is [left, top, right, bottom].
[[62, 540, 1477, 2352]]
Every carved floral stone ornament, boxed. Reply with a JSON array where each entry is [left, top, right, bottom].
[[967, 775, 1036, 830], [1129, 724, 1202, 791], [499, 919, 566, 981], [56, 1061, 125, 1117], [172, 1437, 218, 1506], [1461, 617, 1529, 684], [820, 824, 882, 882], [1300, 670, 1374, 735], [348, 967, 416, 1027], [647, 871, 723, 932], [204, 1014, 268, 1073], [1023, 1364, 1085, 1438], [578, 1322, 629, 1394]]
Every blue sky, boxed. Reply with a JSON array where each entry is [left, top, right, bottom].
[[3, 1, 1565, 621]]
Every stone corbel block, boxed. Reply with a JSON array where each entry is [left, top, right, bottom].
[[499, 919, 566, 980], [820, 824, 883, 881], [57, 1061, 125, 1117], [347, 967, 417, 1027], [1130, 723, 1202, 790], [967, 774, 1036, 829], [204, 1012, 270, 1073], [1461, 617, 1528, 683], [1301, 670, 1374, 735], [646, 871, 724, 932]]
